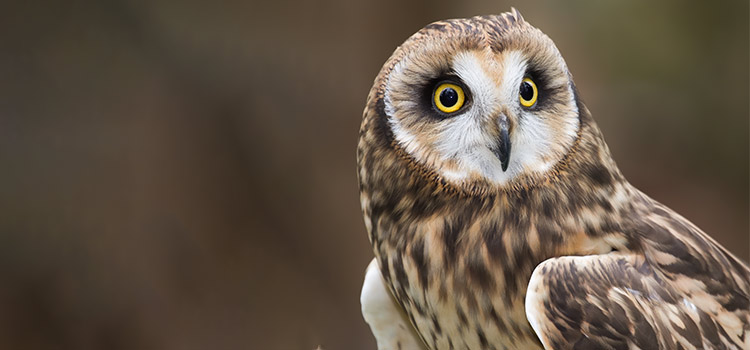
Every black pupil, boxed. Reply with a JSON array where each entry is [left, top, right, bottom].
[[520, 81, 534, 101], [439, 87, 458, 108]]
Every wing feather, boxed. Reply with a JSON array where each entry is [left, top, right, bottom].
[[526, 195, 750, 350], [526, 251, 749, 350]]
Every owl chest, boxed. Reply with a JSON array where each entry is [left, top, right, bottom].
[[376, 230, 545, 350]]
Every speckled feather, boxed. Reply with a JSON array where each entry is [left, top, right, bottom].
[[358, 10, 749, 350]]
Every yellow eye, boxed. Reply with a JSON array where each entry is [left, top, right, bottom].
[[519, 77, 538, 107], [433, 83, 465, 113]]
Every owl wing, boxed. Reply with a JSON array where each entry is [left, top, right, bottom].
[[361, 259, 427, 350], [525, 225, 750, 350]]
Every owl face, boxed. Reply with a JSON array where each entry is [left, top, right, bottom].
[[383, 13, 580, 190]]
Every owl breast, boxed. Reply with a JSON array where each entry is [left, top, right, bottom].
[[370, 192, 555, 350]]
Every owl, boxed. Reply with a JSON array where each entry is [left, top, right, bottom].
[[357, 9, 749, 350]]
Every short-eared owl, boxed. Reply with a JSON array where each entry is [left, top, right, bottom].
[[358, 9, 749, 350]]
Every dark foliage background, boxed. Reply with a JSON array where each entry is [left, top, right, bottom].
[[0, 0, 747, 349]]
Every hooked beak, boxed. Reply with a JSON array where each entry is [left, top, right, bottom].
[[494, 114, 511, 172]]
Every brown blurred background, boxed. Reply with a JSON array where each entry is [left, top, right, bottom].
[[0, 0, 747, 349]]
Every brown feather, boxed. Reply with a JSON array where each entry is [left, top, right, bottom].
[[358, 10, 749, 350]]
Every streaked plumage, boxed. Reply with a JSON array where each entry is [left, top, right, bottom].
[[358, 9, 749, 350]]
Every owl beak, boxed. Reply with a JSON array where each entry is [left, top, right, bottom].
[[494, 114, 511, 172]]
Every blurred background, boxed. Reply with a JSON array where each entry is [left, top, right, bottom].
[[0, 0, 747, 349]]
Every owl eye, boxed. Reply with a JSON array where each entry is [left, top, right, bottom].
[[433, 83, 465, 114], [519, 77, 538, 107]]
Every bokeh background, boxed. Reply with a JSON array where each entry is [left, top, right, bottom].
[[0, 0, 747, 349]]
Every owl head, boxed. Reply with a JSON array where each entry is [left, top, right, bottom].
[[360, 10, 594, 195]]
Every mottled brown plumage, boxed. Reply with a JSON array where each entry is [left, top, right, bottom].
[[358, 10, 749, 350]]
